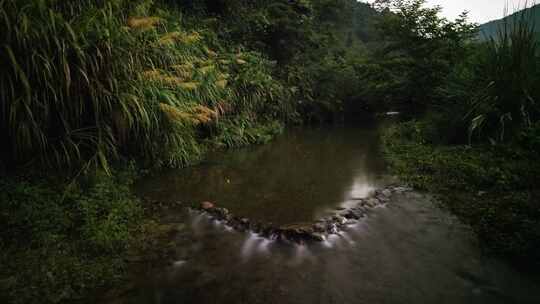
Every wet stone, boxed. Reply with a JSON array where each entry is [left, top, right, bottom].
[[342, 210, 360, 220], [366, 198, 379, 207], [194, 185, 410, 244], [200, 201, 214, 210], [333, 215, 347, 225], [313, 222, 327, 232], [310, 233, 326, 241], [377, 196, 390, 202]]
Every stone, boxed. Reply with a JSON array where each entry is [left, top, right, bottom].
[[367, 198, 380, 206], [346, 219, 358, 225], [328, 223, 339, 234], [200, 201, 214, 210], [382, 189, 392, 197], [354, 206, 367, 213], [310, 233, 326, 241], [342, 210, 360, 220], [213, 207, 229, 219], [280, 223, 314, 235], [333, 215, 347, 225], [393, 186, 412, 193], [313, 222, 327, 232], [378, 195, 390, 202]]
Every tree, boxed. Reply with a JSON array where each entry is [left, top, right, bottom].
[[363, 0, 477, 111]]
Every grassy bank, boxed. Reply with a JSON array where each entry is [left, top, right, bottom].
[[382, 121, 540, 265], [0, 125, 285, 304], [0, 0, 378, 302], [0, 0, 291, 302], [0, 168, 142, 303]]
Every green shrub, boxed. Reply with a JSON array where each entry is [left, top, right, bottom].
[[0, 169, 144, 303], [383, 122, 540, 264], [0, 0, 296, 171], [212, 117, 284, 148]]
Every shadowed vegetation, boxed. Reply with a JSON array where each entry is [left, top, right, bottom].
[[367, 0, 540, 266], [0, 0, 380, 303], [0, 0, 295, 172], [2, 0, 540, 302]]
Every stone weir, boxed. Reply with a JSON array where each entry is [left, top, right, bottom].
[[191, 185, 413, 244]]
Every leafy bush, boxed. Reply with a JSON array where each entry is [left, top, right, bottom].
[[212, 118, 284, 148], [383, 122, 540, 264], [0, 169, 144, 303], [362, 0, 478, 111], [0, 0, 296, 171], [464, 12, 540, 143], [520, 122, 540, 152]]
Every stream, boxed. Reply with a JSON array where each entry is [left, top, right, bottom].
[[119, 121, 540, 304]]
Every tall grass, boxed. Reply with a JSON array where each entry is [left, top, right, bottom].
[[467, 7, 540, 143], [0, 0, 294, 172]]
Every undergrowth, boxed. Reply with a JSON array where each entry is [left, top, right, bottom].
[[0, 0, 294, 171], [382, 121, 540, 265], [0, 1, 293, 302], [0, 167, 146, 303]]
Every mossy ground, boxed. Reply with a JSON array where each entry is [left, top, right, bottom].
[[382, 121, 540, 266]]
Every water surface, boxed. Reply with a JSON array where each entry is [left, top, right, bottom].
[[138, 123, 389, 225], [128, 123, 540, 304], [115, 193, 540, 304]]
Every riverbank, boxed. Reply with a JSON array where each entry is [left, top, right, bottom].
[[0, 121, 284, 304], [382, 121, 540, 267], [100, 181, 540, 304]]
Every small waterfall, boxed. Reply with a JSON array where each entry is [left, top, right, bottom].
[[241, 232, 262, 260]]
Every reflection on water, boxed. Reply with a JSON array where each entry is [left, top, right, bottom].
[[138, 123, 389, 225], [127, 123, 540, 304], [114, 192, 540, 304]]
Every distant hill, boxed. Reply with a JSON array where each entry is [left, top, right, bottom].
[[478, 4, 540, 40]]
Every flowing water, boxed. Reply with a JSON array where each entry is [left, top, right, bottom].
[[124, 122, 540, 304]]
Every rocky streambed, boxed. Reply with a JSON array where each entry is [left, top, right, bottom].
[[192, 185, 413, 244]]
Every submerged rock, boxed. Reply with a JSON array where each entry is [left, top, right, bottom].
[[342, 210, 360, 220], [328, 223, 339, 234], [310, 233, 326, 241], [333, 215, 348, 225], [200, 201, 214, 210], [365, 198, 380, 207]]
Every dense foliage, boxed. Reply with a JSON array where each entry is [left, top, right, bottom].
[[364, 0, 540, 143], [2, 0, 540, 301], [0, 0, 380, 172], [0, 168, 144, 303], [369, 0, 540, 265], [0, 0, 381, 303], [383, 122, 540, 263], [0, 0, 298, 172]]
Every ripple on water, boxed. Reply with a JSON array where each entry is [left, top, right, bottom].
[[125, 124, 540, 304]]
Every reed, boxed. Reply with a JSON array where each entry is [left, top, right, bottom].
[[0, 0, 294, 171], [467, 7, 540, 142]]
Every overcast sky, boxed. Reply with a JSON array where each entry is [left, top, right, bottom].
[[365, 1, 536, 24]]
